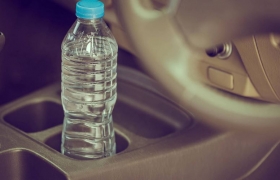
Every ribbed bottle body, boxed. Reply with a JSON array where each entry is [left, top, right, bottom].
[[61, 19, 118, 159]]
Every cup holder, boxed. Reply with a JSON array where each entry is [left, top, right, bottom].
[[0, 149, 67, 180], [113, 101, 177, 138], [113, 82, 193, 139], [3, 101, 64, 133], [45, 132, 129, 154]]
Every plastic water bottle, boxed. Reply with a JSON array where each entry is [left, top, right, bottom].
[[61, 0, 118, 159]]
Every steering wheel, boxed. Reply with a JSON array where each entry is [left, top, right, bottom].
[[114, 0, 280, 135]]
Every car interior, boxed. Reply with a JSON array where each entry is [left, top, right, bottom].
[[1, 0, 280, 179]]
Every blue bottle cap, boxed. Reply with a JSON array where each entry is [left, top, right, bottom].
[[76, 0, 104, 19]]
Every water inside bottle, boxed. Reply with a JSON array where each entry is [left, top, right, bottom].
[[61, 36, 117, 159]]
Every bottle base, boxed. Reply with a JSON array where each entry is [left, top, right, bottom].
[[61, 144, 116, 160]]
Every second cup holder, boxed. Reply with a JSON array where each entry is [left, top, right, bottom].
[[113, 82, 193, 139], [0, 149, 67, 180], [3, 101, 64, 133], [113, 101, 177, 139]]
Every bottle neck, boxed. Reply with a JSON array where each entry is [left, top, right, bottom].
[[77, 17, 103, 24]]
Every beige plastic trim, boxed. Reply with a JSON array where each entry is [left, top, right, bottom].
[[199, 63, 261, 98], [198, 42, 262, 99], [207, 67, 234, 90], [234, 36, 280, 103], [114, 0, 280, 135]]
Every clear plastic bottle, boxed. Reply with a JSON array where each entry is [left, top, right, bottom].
[[61, 0, 118, 159]]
